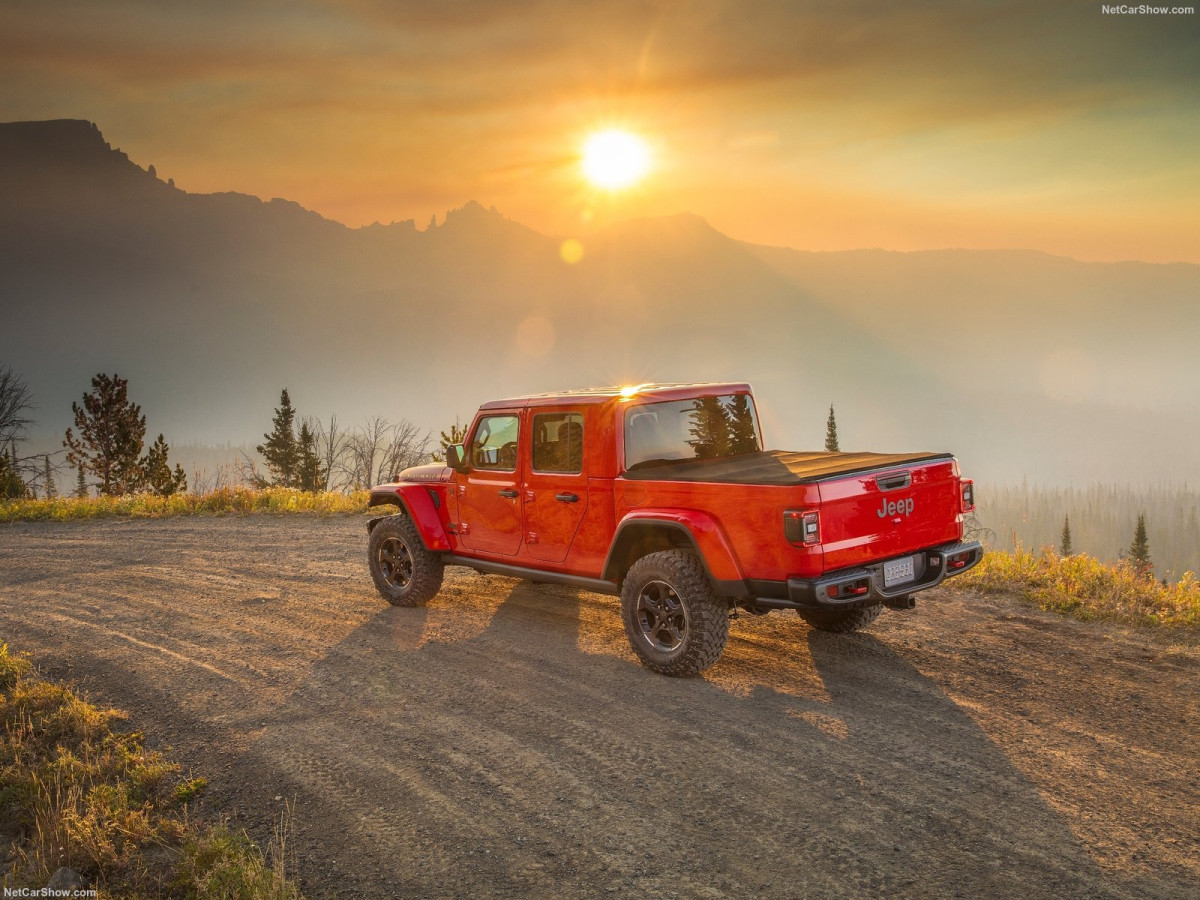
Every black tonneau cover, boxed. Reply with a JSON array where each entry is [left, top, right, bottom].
[[621, 449, 953, 486]]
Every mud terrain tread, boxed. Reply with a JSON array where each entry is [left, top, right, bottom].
[[368, 514, 444, 607], [798, 603, 883, 633], [620, 549, 729, 677]]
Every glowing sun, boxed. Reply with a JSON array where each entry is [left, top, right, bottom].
[[582, 129, 651, 189]]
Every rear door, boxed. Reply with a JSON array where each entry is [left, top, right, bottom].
[[817, 460, 962, 572], [522, 409, 589, 564], [457, 412, 523, 556]]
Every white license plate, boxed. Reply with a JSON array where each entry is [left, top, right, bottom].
[[883, 555, 916, 588]]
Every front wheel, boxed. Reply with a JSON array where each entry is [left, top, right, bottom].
[[798, 604, 882, 633], [368, 515, 444, 606], [620, 550, 729, 677]]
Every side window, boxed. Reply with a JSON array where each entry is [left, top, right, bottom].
[[470, 415, 520, 471], [532, 412, 584, 474]]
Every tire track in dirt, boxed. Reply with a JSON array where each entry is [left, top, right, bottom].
[[27, 610, 241, 682]]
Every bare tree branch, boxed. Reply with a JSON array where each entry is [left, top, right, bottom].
[[309, 414, 347, 492], [341, 418, 431, 489], [236, 451, 270, 489], [0, 363, 35, 447]]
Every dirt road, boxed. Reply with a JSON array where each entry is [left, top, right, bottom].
[[1, 517, 1197, 898]]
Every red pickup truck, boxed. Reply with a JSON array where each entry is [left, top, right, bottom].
[[367, 383, 980, 676]]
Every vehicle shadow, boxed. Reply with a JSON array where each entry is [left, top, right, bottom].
[[236, 580, 1155, 900]]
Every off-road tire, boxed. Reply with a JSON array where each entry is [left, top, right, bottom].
[[620, 550, 729, 677], [368, 514, 444, 607], [798, 603, 883, 633]]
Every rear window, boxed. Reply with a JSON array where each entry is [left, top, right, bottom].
[[624, 394, 761, 470]]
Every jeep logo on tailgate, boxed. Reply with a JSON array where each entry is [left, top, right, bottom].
[[877, 497, 915, 518]]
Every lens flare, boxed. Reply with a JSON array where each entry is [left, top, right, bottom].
[[559, 238, 584, 264]]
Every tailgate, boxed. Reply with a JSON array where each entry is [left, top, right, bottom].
[[817, 459, 963, 573]]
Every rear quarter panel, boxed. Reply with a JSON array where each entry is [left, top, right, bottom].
[[617, 479, 826, 581]]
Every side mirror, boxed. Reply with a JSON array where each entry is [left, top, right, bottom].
[[444, 443, 469, 472]]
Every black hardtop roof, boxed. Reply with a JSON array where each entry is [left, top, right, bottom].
[[478, 382, 753, 410]]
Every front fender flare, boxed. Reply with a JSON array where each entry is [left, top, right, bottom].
[[367, 485, 451, 551]]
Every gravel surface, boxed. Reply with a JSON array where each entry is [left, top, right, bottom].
[[2, 516, 1197, 899]]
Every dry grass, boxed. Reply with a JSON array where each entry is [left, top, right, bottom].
[[946, 547, 1200, 629], [1, 487, 376, 523], [0, 643, 302, 898]]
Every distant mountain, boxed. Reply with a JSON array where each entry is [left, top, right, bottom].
[[2, 119, 1197, 485]]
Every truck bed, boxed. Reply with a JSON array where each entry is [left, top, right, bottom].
[[621, 449, 953, 485]]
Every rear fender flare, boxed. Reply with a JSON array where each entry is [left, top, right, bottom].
[[602, 510, 744, 590], [367, 485, 451, 551]]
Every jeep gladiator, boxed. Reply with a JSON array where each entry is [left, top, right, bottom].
[[367, 383, 981, 676]]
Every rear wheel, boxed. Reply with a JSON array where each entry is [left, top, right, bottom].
[[620, 550, 729, 677], [368, 515, 443, 606], [798, 604, 883, 633]]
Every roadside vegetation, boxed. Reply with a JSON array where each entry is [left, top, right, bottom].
[[0, 487, 376, 523], [946, 547, 1200, 630], [0, 643, 302, 898], [976, 481, 1200, 582]]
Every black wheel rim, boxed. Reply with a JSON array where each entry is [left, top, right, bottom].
[[378, 537, 414, 589], [636, 580, 688, 652]]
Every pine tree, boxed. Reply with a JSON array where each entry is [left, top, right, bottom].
[[1129, 514, 1152, 576], [0, 443, 26, 498], [74, 464, 88, 498], [1059, 515, 1073, 556], [825, 404, 840, 452], [686, 397, 731, 459], [257, 389, 300, 487], [42, 455, 56, 499], [431, 419, 468, 462], [141, 434, 187, 496], [297, 421, 326, 492], [726, 394, 759, 454], [63, 373, 147, 496]]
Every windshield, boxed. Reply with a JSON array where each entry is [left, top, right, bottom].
[[624, 394, 762, 471]]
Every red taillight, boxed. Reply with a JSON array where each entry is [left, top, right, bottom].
[[960, 479, 975, 513], [784, 510, 820, 545]]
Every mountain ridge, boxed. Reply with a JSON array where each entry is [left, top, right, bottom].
[[7, 117, 1195, 268]]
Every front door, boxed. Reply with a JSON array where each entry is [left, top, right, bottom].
[[523, 409, 588, 564], [457, 412, 523, 556]]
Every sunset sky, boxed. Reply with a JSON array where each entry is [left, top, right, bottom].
[[2, 0, 1198, 262]]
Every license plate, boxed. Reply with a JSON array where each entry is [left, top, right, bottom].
[[883, 555, 916, 588]]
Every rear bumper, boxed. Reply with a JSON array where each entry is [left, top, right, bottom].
[[736, 540, 983, 612]]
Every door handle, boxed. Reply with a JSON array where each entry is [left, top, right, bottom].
[[498, 489, 519, 499], [555, 492, 579, 503]]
